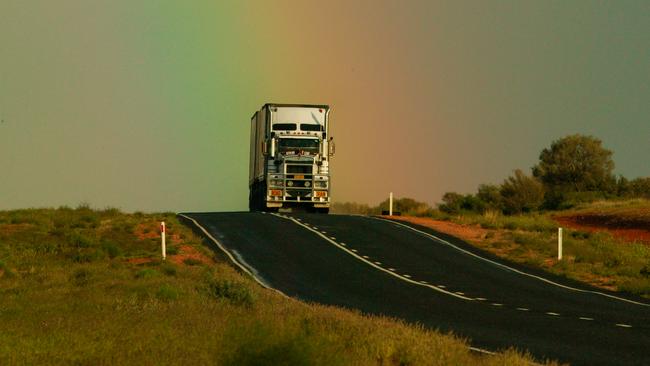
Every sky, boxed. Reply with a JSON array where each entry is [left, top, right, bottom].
[[1, 0, 649, 212]]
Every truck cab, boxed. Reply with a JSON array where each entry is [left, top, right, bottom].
[[249, 104, 334, 213]]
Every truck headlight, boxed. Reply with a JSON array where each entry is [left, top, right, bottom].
[[304, 181, 311, 187]]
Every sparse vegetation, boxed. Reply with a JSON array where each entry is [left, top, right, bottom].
[[389, 200, 650, 298], [0, 207, 547, 365]]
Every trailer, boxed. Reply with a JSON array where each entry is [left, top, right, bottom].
[[249, 103, 334, 213]]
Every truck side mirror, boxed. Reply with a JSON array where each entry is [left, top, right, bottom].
[[328, 137, 335, 157], [262, 141, 268, 156], [270, 137, 276, 159]]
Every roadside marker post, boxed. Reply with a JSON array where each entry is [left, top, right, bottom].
[[558, 227, 563, 260], [161, 222, 166, 260], [389, 192, 393, 216]]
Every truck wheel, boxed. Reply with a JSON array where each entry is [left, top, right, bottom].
[[316, 207, 329, 214]]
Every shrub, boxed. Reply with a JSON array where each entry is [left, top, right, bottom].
[[101, 241, 123, 259], [205, 278, 255, 306], [477, 184, 503, 212], [70, 268, 92, 286], [0, 260, 14, 279], [183, 258, 203, 266], [136, 268, 160, 279], [500, 170, 545, 214], [66, 231, 96, 248], [156, 284, 180, 301], [438, 192, 465, 214], [161, 263, 178, 276]]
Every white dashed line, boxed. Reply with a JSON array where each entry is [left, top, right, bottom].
[[321, 231, 327, 234], [330, 237, 336, 240], [271, 213, 474, 301], [376, 217, 650, 308], [579, 317, 594, 321], [616, 323, 632, 328], [403, 274, 412, 278], [420, 280, 428, 284], [475, 297, 487, 301], [438, 285, 446, 289], [362, 255, 369, 259], [339, 243, 346, 246], [516, 308, 530, 311], [546, 312, 560, 316], [492, 303, 503, 307], [374, 261, 382, 265], [455, 292, 465, 295]]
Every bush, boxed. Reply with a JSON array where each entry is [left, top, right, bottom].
[[205, 278, 255, 306], [70, 268, 92, 286], [161, 263, 178, 276], [500, 170, 545, 214], [477, 184, 503, 212], [438, 192, 465, 214], [0, 260, 14, 279], [136, 268, 160, 279], [629, 177, 650, 198], [183, 258, 203, 266], [101, 241, 123, 259], [156, 284, 180, 301]]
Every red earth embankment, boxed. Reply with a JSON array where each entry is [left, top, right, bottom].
[[555, 207, 650, 245]]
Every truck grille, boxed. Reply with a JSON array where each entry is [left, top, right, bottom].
[[286, 164, 312, 174]]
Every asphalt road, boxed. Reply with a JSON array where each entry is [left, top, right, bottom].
[[180, 212, 650, 365]]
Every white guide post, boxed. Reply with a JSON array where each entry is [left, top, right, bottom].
[[558, 227, 563, 261], [161, 221, 166, 260], [389, 192, 393, 216]]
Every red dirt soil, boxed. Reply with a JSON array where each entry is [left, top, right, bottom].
[[555, 215, 650, 245], [126, 245, 213, 266]]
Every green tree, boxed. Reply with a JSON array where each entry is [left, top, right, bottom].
[[630, 177, 650, 198], [533, 134, 615, 194], [477, 184, 503, 212], [500, 169, 545, 214], [438, 192, 465, 214]]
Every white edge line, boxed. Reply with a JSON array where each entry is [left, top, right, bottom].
[[271, 213, 473, 301], [178, 213, 291, 299], [469, 346, 496, 355], [374, 217, 650, 307], [471, 346, 547, 366]]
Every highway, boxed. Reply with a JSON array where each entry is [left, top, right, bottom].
[[179, 212, 650, 365]]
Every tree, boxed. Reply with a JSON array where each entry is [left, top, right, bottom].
[[500, 169, 545, 214], [477, 184, 503, 212], [533, 134, 615, 194], [629, 177, 650, 198], [438, 192, 465, 214]]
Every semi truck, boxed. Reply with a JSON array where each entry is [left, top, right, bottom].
[[249, 103, 334, 213]]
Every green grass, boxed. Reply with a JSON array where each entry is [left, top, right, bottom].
[[0, 207, 549, 365], [413, 200, 650, 298]]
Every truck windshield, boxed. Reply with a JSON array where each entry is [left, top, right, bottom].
[[278, 138, 319, 153]]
